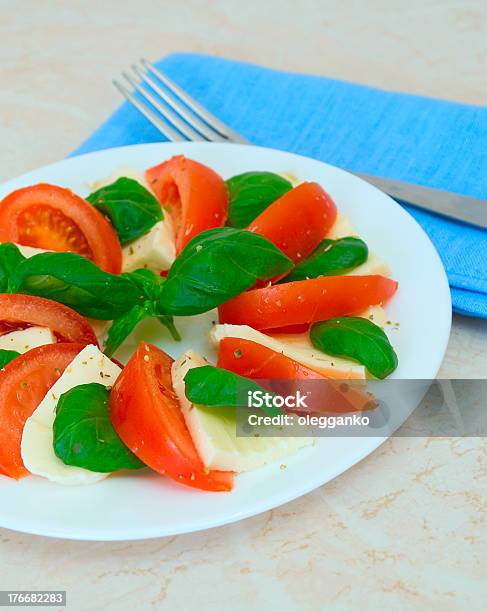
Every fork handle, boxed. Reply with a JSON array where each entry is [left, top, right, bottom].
[[354, 173, 487, 230]]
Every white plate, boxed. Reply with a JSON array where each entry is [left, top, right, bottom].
[[0, 142, 451, 540]]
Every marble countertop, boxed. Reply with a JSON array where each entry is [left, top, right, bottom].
[[1, 1, 486, 609]]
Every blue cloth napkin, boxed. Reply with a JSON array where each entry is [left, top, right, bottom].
[[73, 53, 487, 318]]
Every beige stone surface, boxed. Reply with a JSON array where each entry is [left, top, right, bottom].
[[0, 0, 486, 610]]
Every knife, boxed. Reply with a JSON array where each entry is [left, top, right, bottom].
[[354, 173, 487, 230]]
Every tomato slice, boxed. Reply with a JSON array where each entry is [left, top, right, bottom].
[[218, 337, 375, 414], [0, 183, 122, 273], [146, 155, 228, 253], [109, 342, 233, 492], [218, 337, 324, 380], [0, 342, 84, 479], [247, 182, 337, 264], [218, 275, 398, 330], [0, 294, 98, 345]]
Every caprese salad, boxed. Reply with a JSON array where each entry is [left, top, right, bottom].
[[0, 155, 398, 492]]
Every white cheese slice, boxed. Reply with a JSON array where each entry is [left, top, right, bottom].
[[326, 212, 359, 240], [21, 344, 121, 485], [90, 166, 150, 191], [347, 253, 391, 277], [325, 213, 391, 277], [210, 324, 366, 379], [0, 242, 50, 258], [0, 326, 56, 353], [172, 350, 312, 472], [359, 305, 388, 328], [122, 219, 176, 273]]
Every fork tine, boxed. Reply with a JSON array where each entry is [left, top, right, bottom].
[[113, 79, 185, 142], [141, 59, 249, 144], [133, 63, 226, 142], [123, 69, 205, 141]]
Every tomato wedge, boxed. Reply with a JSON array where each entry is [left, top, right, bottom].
[[0, 342, 84, 479], [219, 275, 398, 330], [0, 183, 122, 273], [146, 155, 228, 253], [0, 294, 98, 345], [247, 182, 337, 264], [109, 342, 233, 492], [218, 337, 323, 380], [218, 337, 375, 414]]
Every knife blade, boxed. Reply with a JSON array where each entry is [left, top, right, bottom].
[[354, 173, 487, 230]]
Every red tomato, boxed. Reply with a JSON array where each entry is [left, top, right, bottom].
[[0, 343, 84, 479], [0, 294, 98, 345], [109, 342, 233, 492], [247, 182, 337, 264], [146, 155, 228, 253], [219, 275, 398, 330], [217, 337, 375, 414], [0, 183, 122, 273], [218, 337, 323, 380]]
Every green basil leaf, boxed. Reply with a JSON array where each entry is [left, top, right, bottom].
[[155, 313, 181, 342], [184, 365, 281, 417], [0, 349, 21, 369], [105, 303, 150, 357], [105, 299, 180, 357], [281, 237, 368, 282], [9, 252, 143, 319], [158, 227, 293, 315], [121, 268, 165, 302], [86, 177, 163, 245], [310, 317, 398, 379], [108, 267, 181, 354], [226, 171, 293, 228], [53, 383, 145, 472], [0, 243, 26, 292]]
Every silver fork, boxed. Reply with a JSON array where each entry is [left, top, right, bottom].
[[114, 59, 487, 230]]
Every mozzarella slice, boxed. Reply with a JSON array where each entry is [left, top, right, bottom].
[[326, 212, 359, 240], [325, 214, 391, 276], [21, 344, 121, 485], [0, 326, 56, 353], [122, 220, 176, 273], [172, 350, 312, 472], [359, 305, 388, 328], [0, 242, 50, 258], [90, 166, 150, 191], [210, 324, 366, 379], [347, 253, 391, 277]]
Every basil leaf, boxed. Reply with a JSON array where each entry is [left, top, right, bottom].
[[0, 243, 26, 292], [184, 365, 281, 417], [0, 349, 20, 369], [310, 317, 398, 379], [105, 304, 149, 357], [122, 268, 165, 302], [159, 228, 293, 315], [156, 313, 181, 342], [53, 383, 144, 472], [282, 237, 368, 282], [104, 300, 180, 357], [87, 177, 163, 245], [9, 252, 143, 319], [226, 172, 292, 228]]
